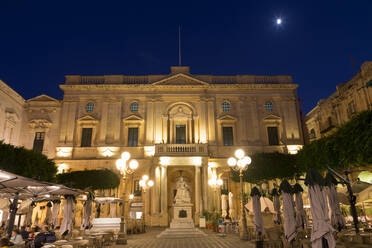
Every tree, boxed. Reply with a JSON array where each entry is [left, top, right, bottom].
[[56, 169, 120, 190], [297, 110, 372, 171], [231, 152, 299, 183], [0, 141, 57, 182]]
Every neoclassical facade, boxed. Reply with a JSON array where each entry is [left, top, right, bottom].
[[305, 61, 372, 143], [1, 66, 304, 226]]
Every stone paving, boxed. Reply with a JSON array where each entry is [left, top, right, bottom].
[[124, 228, 255, 248]]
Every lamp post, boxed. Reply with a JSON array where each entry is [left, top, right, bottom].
[[139, 175, 154, 232], [208, 174, 223, 210], [116, 152, 139, 245], [228, 149, 251, 241]]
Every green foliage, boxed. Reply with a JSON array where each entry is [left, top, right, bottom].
[[56, 169, 120, 190], [0, 141, 57, 182], [231, 152, 298, 183], [297, 111, 372, 170], [305, 168, 325, 187]]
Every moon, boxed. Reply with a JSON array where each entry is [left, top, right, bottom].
[[276, 18, 282, 25]]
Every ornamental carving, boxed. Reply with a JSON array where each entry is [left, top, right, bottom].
[[28, 119, 52, 130]]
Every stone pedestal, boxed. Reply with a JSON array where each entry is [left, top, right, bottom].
[[170, 203, 194, 229]]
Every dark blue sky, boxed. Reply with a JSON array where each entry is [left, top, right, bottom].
[[1, 0, 371, 113]]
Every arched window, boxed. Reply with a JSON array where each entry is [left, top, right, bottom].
[[85, 102, 95, 113], [130, 102, 139, 112], [222, 101, 230, 112], [264, 101, 273, 112]]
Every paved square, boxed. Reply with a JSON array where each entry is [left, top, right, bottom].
[[125, 228, 255, 248]]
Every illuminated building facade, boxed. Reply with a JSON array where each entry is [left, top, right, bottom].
[[1, 66, 304, 226]]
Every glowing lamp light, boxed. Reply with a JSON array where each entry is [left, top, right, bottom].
[[242, 156, 252, 166], [235, 149, 245, 159], [116, 159, 125, 171], [142, 175, 149, 181], [45, 194, 51, 198], [129, 160, 139, 170], [139, 180, 145, 187], [217, 179, 223, 186], [228, 157, 237, 167], [147, 180, 154, 187], [121, 152, 131, 161], [237, 159, 246, 168], [129, 194, 134, 200]]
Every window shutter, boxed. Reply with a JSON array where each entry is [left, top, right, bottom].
[[267, 127, 279, 145], [128, 128, 138, 147], [223, 127, 233, 146], [33, 132, 45, 153], [81, 128, 92, 147]]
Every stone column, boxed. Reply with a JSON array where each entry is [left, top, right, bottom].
[[152, 166, 161, 214], [195, 166, 201, 224], [160, 166, 168, 226], [202, 163, 209, 211]]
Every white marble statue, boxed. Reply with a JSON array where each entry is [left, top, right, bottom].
[[174, 177, 191, 204], [228, 192, 235, 219], [221, 194, 228, 218]]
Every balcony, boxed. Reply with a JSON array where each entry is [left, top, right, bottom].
[[155, 144, 208, 156]]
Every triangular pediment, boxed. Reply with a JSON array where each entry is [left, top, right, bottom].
[[217, 114, 237, 121], [123, 114, 144, 122], [152, 73, 209, 86], [77, 115, 98, 122], [263, 114, 282, 121], [27, 94, 59, 103]]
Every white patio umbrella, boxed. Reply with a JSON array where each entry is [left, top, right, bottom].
[[280, 180, 297, 244], [305, 169, 335, 248], [82, 193, 94, 229], [51, 200, 61, 228], [228, 192, 235, 219], [0, 169, 82, 236], [44, 202, 52, 225], [59, 196, 74, 235], [325, 173, 345, 232], [25, 202, 35, 226], [293, 183, 307, 229], [271, 188, 282, 224], [250, 187, 265, 237], [245, 196, 275, 214], [34, 211, 39, 226]]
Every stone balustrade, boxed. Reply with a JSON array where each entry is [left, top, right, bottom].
[[155, 144, 208, 156]]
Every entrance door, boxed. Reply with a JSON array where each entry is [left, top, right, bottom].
[[175, 125, 186, 144]]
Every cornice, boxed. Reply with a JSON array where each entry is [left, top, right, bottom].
[[60, 83, 298, 92], [0, 80, 25, 106]]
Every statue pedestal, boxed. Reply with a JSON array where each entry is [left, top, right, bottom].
[[170, 203, 194, 229]]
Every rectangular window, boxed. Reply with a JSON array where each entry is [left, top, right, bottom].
[[267, 127, 279, 146], [223, 126, 233, 146], [175, 125, 186, 144], [33, 132, 45, 153], [134, 180, 141, 196], [128, 127, 138, 147], [81, 128, 92, 147]]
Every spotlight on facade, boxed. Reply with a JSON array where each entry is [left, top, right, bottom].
[[287, 145, 303, 154], [193, 157, 202, 166], [129, 194, 134, 200], [160, 157, 170, 166], [57, 163, 68, 174]]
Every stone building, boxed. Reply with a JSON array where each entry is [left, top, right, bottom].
[[305, 62, 372, 143], [0, 66, 304, 227]]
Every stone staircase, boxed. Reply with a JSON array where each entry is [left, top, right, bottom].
[[156, 227, 207, 239]]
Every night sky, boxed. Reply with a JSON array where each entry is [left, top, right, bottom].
[[1, 1, 371, 114]]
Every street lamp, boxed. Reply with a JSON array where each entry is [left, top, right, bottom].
[[228, 149, 252, 241], [208, 174, 223, 210], [116, 151, 139, 245], [139, 175, 154, 232]]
